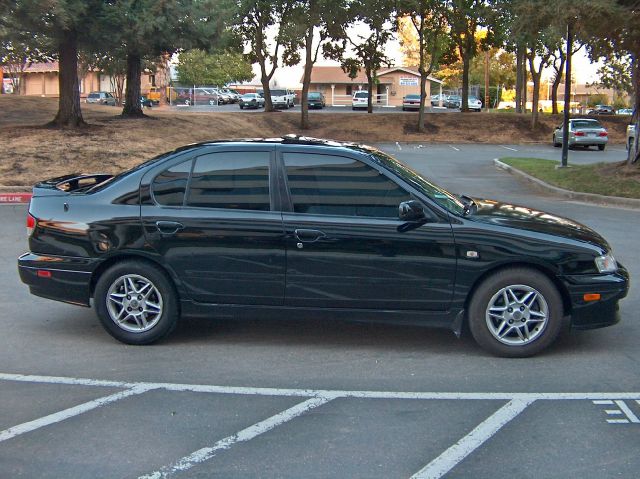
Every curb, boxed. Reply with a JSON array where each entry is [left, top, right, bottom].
[[494, 159, 640, 209], [0, 192, 31, 204]]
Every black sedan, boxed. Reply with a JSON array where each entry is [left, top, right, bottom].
[[18, 137, 629, 357]]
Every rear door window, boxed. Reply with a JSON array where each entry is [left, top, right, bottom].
[[151, 159, 193, 206], [186, 152, 271, 211]]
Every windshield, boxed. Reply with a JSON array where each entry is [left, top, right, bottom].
[[308, 93, 321, 99], [368, 149, 466, 215], [271, 90, 287, 96], [354, 92, 368, 99], [88, 93, 100, 98]]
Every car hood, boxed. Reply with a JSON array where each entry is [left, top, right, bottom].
[[467, 198, 610, 250]]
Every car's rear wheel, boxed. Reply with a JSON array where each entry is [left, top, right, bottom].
[[468, 268, 563, 357], [94, 261, 178, 345], [598, 144, 606, 151]]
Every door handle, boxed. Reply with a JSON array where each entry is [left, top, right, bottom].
[[156, 221, 184, 235], [294, 228, 326, 243]]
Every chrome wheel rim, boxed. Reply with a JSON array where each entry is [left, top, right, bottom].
[[106, 274, 163, 333], [485, 284, 548, 346]]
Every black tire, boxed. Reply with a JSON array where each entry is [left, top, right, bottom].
[[598, 144, 605, 151], [239, 104, 244, 109], [94, 261, 178, 345], [468, 268, 563, 357]]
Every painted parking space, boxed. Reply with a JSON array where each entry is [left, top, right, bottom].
[[1, 373, 638, 478]]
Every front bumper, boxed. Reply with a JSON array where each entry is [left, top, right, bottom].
[[562, 265, 629, 329], [18, 252, 97, 307]]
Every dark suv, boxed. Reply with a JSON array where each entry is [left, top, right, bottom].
[[18, 137, 628, 356]]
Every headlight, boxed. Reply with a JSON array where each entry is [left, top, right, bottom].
[[595, 253, 618, 273]]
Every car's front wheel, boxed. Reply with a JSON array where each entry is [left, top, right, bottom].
[[553, 135, 561, 147], [94, 261, 178, 345], [468, 268, 563, 357], [598, 144, 606, 151]]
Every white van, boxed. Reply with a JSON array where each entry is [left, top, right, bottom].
[[352, 91, 369, 110]]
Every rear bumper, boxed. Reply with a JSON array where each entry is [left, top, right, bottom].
[[562, 266, 629, 329], [571, 136, 608, 146], [18, 252, 97, 307]]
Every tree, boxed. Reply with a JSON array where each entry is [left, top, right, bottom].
[[325, 0, 396, 114], [101, 0, 229, 118], [0, 27, 50, 94], [233, 0, 299, 112], [177, 49, 253, 87], [1, 0, 107, 127], [289, 0, 349, 129], [397, 0, 453, 131], [444, 0, 494, 112]]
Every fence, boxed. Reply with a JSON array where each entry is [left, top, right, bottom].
[[330, 92, 389, 107], [168, 86, 227, 107]]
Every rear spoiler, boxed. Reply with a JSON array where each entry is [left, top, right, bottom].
[[33, 174, 114, 196]]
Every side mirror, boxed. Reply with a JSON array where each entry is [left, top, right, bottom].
[[399, 200, 426, 222]]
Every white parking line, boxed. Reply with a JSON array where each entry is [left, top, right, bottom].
[[138, 395, 334, 479], [0, 385, 152, 442], [449, 146, 460, 151], [396, 141, 402, 150], [500, 146, 518, 151], [410, 398, 534, 479]]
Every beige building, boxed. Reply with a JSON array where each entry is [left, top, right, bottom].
[[3, 61, 154, 99], [305, 66, 443, 107]]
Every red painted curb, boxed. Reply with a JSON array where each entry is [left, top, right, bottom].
[[0, 193, 32, 204]]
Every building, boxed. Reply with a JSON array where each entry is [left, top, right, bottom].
[[304, 66, 443, 107], [1, 61, 154, 98]]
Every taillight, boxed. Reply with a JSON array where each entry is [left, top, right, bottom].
[[26, 213, 37, 237], [599, 132, 608, 137], [574, 131, 585, 137]]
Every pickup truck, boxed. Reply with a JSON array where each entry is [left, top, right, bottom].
[[258, 89, 295, 109]]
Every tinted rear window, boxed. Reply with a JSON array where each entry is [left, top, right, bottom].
[[152, 160, 193, 206]]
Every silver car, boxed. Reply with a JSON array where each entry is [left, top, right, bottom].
[[553, 119, 608, 151], [86, 91, 116, 106]]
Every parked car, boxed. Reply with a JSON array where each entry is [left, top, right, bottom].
[[307, 92, 326, 109], [466, 96, 483, 112], [238, 93, 265, 109], [444, 95, 461, 109], [86, 91, 116, 106], [588, 105, 615, 115], [139, 95, 153, 108], [430, 94, 446, 107], [221, 89, 240, 103], [18, 136, 628, 357], [626, 120, 636, 162], [617, 108, 633, 115], [553, 119, 609, 150], [402, 94, 421, 111], [352, 90, 369, 110]]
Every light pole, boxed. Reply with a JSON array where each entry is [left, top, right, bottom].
[[561, 21, 573, 168]]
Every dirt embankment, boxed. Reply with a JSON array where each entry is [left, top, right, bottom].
[[0, 96, 631, 186]]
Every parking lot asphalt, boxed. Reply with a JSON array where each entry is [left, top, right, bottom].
[[1, 144, 638, 478]]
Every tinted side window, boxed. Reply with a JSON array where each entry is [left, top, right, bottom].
[[152, 159, 192, 206], [187, 152, 271, 210], [284, 153, 411, 218]]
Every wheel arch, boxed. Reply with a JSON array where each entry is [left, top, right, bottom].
[[89, 253, 183, 306], [463, 261, 572, 321]]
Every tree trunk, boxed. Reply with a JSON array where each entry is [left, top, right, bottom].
[[530, 69, 542, 130], [418, 72, 428, 133], [522, 62, 528, 113], [122, 53, 144, 117], [461, 54, 470, 112], [551, 62, 564, 115], [49, 28, 85, 128], [632, 52, 640, 164], [300, 26, 314, 130], [515, 45, 523, 113], [367, 75, 374, 114]]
